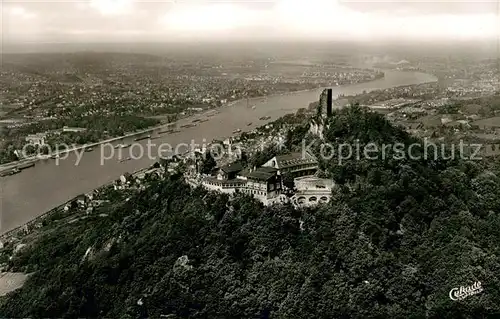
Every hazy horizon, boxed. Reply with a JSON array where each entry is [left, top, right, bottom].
[[2, 40, 499, 60], [3, 0, 500, 45]]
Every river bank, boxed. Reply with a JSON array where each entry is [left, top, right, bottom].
[[0, 125, 170, 176], [0, 165, 152, 242]]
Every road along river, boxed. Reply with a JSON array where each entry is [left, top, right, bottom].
[[0, 70, 437, 234]]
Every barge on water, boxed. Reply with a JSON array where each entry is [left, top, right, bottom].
[[158, 129, 173, 135], [134, 135, 151, 142], [18, 162, 35, 170], [0, 167, 21, 177]]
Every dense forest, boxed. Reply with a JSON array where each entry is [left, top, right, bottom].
[[1, 106, 500, 318]]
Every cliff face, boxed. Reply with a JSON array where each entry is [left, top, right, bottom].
[[309, 120, 325, 140], [309, 89, 334, 139], [317, 88, 333, 118]]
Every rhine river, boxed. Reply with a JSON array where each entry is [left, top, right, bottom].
[[0, 70, 437, 234]]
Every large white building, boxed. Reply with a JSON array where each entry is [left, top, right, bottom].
[[25, 133, 46, 146], [200, 150, 332, 207], [201, 163, 286, 205]]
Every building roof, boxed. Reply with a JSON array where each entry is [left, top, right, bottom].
[[220, 162, 244, 174], [273, 152, 317, 169], [246, 167, 278, 181]]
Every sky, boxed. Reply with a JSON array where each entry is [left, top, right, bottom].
[[2, 0, 500, 43]]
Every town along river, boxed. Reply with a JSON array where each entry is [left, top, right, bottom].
[[0, 70, 437, 234]]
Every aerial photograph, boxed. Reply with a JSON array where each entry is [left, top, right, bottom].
[[1, 0, 499, 317]]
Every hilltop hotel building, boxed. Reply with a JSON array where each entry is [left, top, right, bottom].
[[200, 89, 337, 207], [202, 163, 286, 206]]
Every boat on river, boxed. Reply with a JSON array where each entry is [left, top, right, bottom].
[[18, 162, 35, 170], [134, 135, 151, 142], [158, 129, 173, 135], [0, 167, 21, 177]]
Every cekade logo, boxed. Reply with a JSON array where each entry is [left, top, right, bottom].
[[449, 281, 483, 301]]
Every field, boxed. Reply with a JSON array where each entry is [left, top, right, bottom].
[[417, 114, 449, 128], [0, 272, 28, 297]]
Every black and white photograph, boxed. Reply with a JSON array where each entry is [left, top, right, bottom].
[[0, 0, 499, 317]]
